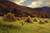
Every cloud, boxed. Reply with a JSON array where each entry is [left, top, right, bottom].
[[27, 1, 43, 8], [8, 0, 50, 8], [20, 0, 38, 6], [9, 0, 26, 5], [27, 0, 50, 8]]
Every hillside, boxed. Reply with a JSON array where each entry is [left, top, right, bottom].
[[33, 7, 50, 17], [0, 1, 50, 17], [0, 1, 38, 17]]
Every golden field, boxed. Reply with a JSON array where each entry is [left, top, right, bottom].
[[0, 16, 50, 33]]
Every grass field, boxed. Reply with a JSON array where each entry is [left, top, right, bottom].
[[0, 16, 50, 33]]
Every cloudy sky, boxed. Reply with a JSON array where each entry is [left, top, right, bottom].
[[2, 0, 50, 8]]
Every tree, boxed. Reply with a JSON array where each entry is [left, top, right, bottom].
[[11, 8, 21, 17]]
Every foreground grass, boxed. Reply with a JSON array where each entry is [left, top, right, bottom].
[[0, 16, 50, 33]]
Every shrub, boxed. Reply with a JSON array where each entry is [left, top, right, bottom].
[[3, 12, 16, 22]]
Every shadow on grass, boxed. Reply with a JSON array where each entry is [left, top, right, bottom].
[[0, 22, 21, 33], [0, 24, 21, 30]]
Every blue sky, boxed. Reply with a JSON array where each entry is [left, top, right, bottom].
[[21, 0, 38, 6], [2, 0, 50, 8]]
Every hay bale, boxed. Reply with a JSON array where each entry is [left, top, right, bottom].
[[45, 20, 48, 23], [39, 20, 44, 24], [19, 22, 25, 25], [25, 16, 33, 23], [22, 23, 25, 25], [17, 18, 20, 20], [33, 19, 37, 22], [3, 13, 16, 22]]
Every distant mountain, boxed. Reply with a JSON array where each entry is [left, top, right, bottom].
[[33, 6, 50, 11], [33, 7, 50, 17]]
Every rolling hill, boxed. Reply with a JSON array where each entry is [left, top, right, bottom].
[[0, 1, 50, 17], [0, 1, 39, 17], [33, 7, 50, 17]]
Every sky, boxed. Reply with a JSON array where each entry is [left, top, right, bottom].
[[1, 0, 50, 8]]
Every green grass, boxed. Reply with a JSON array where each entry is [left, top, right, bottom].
[[0, 17, 50, 33]]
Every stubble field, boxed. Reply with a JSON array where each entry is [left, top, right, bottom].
[[0, 16, 50, 33]]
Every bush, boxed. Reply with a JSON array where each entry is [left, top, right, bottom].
[[3, 12, 16, 22]]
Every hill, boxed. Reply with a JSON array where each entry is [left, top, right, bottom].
[[0, 1, 50, 17], [33, 7, 50, 17], [0, 1, 38, 17]]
